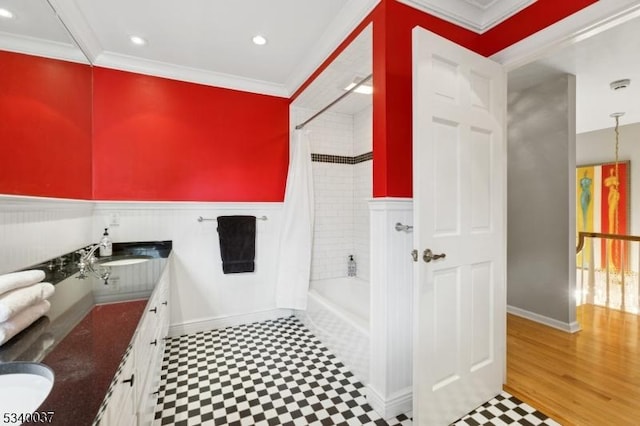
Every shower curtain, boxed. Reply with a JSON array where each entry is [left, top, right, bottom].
[[275, 129, 314, 310]]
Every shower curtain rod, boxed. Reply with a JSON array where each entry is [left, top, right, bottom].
[[295, 73, 373, 130]]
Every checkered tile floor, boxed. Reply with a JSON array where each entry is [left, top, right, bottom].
[[454, 394, 560, 426], [153, 316, 557, 425]]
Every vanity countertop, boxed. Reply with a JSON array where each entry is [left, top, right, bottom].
[[0, 241, 172, 426]]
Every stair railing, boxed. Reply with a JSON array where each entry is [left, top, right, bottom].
[[576, 231, 640, 313]]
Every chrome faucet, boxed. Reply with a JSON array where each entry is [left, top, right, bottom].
[[77, 242, 107, 279]]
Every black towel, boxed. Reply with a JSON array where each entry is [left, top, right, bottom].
[[217, 216, 256, 274]]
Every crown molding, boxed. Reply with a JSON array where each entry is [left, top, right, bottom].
[[94, 52, 290, 98], [44, 0, 380, 97], [491, 0, 640, 71], [47, 0, 102, 63], [0, 32, 88, 64], [397, 0, 536, 33]]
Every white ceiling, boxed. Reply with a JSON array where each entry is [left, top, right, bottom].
[[0, 0, 85, 62], [48, 0, 381, 97], [1, 0, 533, 97], [507, 8, 640, 134], [0, 0, 381, 97], [293, 25, 372, 118], [1, 0, 640, 132]]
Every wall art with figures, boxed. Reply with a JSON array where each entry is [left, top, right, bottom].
[[576, 161, 629, 270]]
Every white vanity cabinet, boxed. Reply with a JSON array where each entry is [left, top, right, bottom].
[[97, 255, 172, 426], [99, 347, 137, 426], [136, 259, 171, 426]]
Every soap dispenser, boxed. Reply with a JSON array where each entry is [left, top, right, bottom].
[[347, 254, 357, 277], [99, 228, 113, 257]]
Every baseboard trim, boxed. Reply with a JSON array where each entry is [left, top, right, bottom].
[[169, 308, 295, 337], [366, 385, 413, 420], [507, 305, 581, 333]]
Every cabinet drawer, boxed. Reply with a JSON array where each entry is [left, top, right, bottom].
[[135, 309, 159, 395], [101, 347, 136, 426], [136, 260, 171, 425]]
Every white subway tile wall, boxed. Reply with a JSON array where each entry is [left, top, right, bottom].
[[354, 106, 373, 282], [294, 105, 372, 281], [354, 105, 373, 155]]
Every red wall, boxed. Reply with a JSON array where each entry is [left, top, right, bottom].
[[478, 0, 597, 57], [374, 1, 483, 197], [294, 0, 596, 198], [2, 0, 596, 201], [373, 0, 596, 197], [92, 67, 289, 201], [0, 51, 92, 199]]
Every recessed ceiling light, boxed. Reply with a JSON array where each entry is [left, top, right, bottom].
[[130, 35, 147, 46], [252, 35, 267, 46], [0, 8, 14, 19]]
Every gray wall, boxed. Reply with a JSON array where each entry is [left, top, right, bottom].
[[507, 74, 577, 328]]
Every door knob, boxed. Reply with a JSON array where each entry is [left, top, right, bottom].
[[423, 248, 446, 263]]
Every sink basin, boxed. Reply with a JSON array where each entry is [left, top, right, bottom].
[[96, 255, 152, 267], [0, 362, 54, 415]]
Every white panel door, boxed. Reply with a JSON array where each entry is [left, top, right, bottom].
[[412, 27, 506, 425]]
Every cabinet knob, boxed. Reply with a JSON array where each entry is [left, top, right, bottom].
[[149, 307, 157, 313], [150, 339, 158, 346], [162, 301, 168, 306], [122, 374, 134, 387]]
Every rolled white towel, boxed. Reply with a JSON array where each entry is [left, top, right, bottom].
[[0, 270, 46, 296], [0, 282, 55, 322], [0, 300, 51, 346]]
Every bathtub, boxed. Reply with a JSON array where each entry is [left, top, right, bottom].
[[295, 277, 370, 384]]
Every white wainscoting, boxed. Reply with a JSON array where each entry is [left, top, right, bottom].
[[1, 196, 292, 336], [93, 201, 285, 335], [368, 198, 414, 419], [0, 195, 94, 274]]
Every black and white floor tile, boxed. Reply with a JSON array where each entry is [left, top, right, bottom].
[[153, 316, 557, 425], [454, 393, 560, 426]]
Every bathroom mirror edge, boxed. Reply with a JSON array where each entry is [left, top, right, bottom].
[[0, 0, 93, 199]]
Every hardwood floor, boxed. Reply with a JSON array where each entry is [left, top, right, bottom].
[[505, 304, 640, 425]]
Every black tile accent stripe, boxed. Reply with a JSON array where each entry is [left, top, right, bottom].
[[312, 151, 373, 165], [354, 151, 373, 163]]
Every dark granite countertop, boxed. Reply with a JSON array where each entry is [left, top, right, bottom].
[[0, 241, 172, 426]]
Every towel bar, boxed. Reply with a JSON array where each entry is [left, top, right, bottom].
[[197, 216, 267, 222]]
